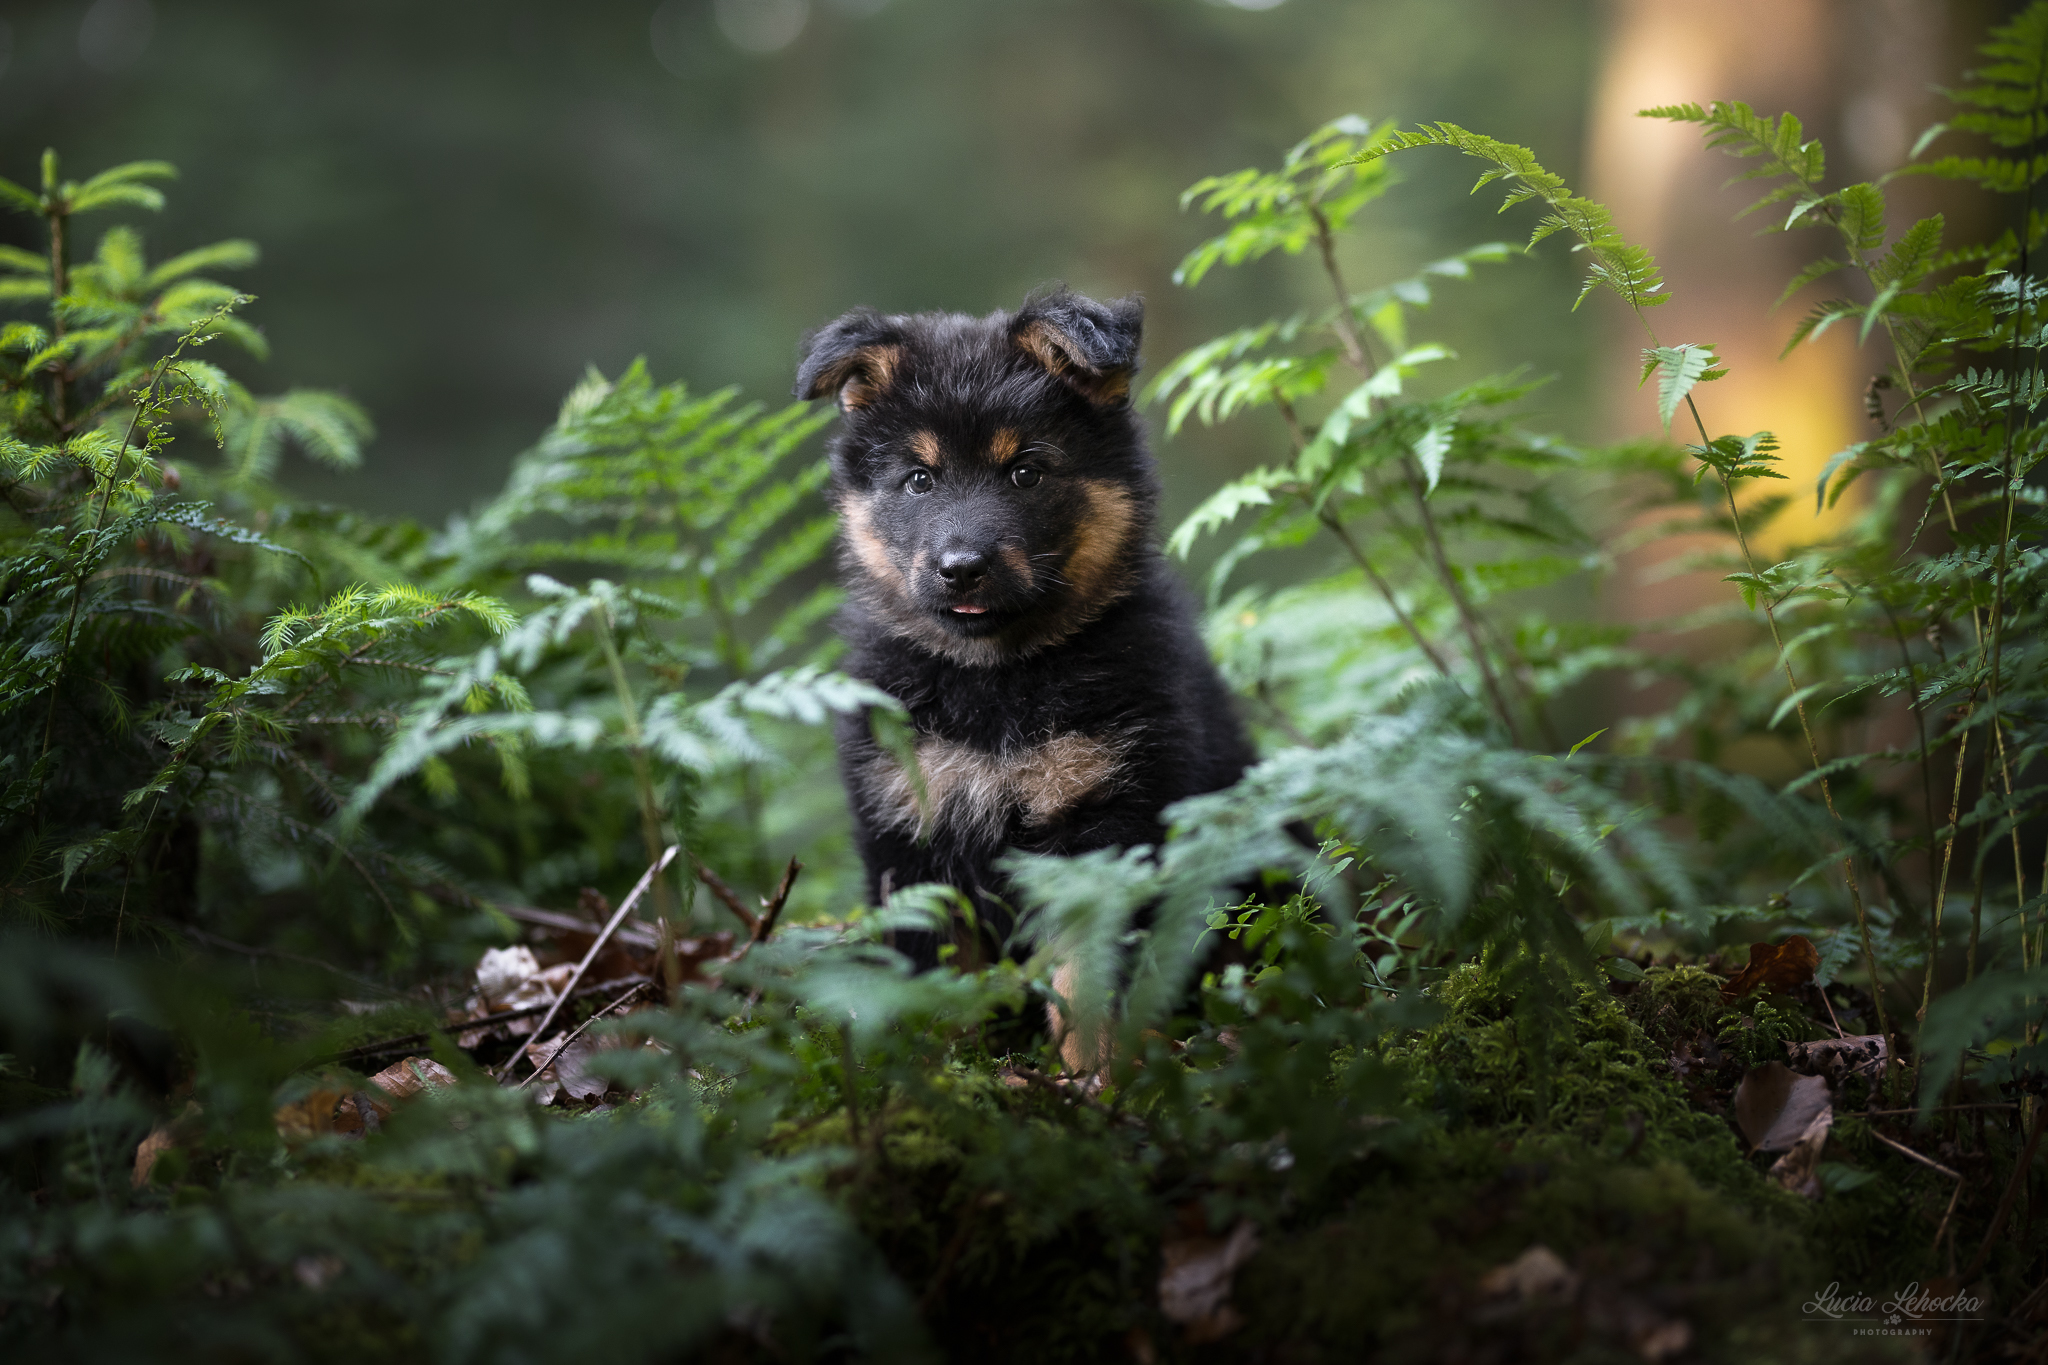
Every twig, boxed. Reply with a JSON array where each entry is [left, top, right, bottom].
[[1863, 1104, 2017, 1116], [499, 845, 677, 1085], [843, 1025, 864, 1147], [752, 857, 802, 945], [1002, 1064, 1145, 1129], [1932, 1175, 1966, 1266], [496, 901, 660, 950], [517, 982, 647, 1091], [182, 925, 402, 999], [692, 856, 758, 934], [1817, 985, 1847, 1039], [1962, 1100, 2045, 1282], [311, 976, 655, 1070], [1868, 1127, 1961, 1180], [728, 857, 803, 1004]]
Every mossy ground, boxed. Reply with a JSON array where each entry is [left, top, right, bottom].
[[770, 963, 2000, 1363]]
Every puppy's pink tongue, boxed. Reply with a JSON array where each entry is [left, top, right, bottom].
[[951, 604, 988, 615]]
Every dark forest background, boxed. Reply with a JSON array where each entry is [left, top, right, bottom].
[[0, 0, 1607, 525]]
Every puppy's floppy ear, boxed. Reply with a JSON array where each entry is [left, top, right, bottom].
[[795, 308, 905, 411], [1010, 288, 1143, 408]]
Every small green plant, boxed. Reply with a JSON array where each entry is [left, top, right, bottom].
[[2, 2, 2044, 1357]]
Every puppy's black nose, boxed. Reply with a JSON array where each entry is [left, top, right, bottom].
[[937, 548, 989, 588]]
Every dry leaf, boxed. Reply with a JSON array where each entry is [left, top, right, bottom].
[[1734, 1062, 1831, 1152], [131, 1100, 203, 1188], [1479, 1244, 1580, 1303], [1767, 1105, 1833, 1199], [1159, 1218, 1259, 1343], [1719, 935, 1820, 999], [367, 1056, 459, 1101], [274, 1087, 389, 1143], [132, 1126, 177, 1188], [1784, 1034, 1887, 1083], [523, 1032, 614, 1105], [1633, 1316, 1693, 1361]]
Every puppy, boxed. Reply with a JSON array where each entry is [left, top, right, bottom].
[[795, 288, 1255, 977]]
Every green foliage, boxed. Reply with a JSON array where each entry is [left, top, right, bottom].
[[1170, 115, 1397, 288], [6, 1, 2048, 1352], [1351, 121, 1669, 311]]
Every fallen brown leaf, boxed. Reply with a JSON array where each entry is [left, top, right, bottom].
[[1767, 1105, 1833, 1199], [131, 1100, 202, 1187], [1784, 1034, 1886, 1082], [274, 1086, 389, 1143], [1720, 934, 1820, 999], [1632, 1315, 1693, 1361], [368, 1056, 459, 1101], [1159, 1217, 1259, 1343], [1734, 1062, 1832, 1152], [523, 1032, 613, 1105]]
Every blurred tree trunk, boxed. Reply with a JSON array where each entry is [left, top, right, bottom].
[[1585, 0, 1991, 624]]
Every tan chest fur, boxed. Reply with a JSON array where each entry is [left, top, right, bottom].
[[858, 731, 1132, 843]]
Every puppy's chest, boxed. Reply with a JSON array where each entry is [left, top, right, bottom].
[[855, 655, 1148, 845]]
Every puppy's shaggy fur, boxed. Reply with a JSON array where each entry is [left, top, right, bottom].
[[796, 289, 1253, 963]]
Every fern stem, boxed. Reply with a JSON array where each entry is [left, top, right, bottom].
[[46, 196, 67, 426], [1927, 712, 1974, 1016], [1974, 33, 2048, 992], [37, 308, 224, 788], [1685, 388, 1897, 1094], [595, 604, 674, 924], [1272, 392, 1459, 687], [1399, 459, 1522, 745], [1873, 598, 1944, 1022], [1315, 510, 1456, 678], [1308, 202, 1523, 741]]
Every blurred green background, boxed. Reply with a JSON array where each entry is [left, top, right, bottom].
[[0, 0, 1600, 528]]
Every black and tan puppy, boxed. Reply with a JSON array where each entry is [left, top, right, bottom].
[[795, 288, 1254, 966]]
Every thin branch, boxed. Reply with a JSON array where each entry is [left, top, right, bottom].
[[516, 981, 647, 1092], [350, 657, 454, 677], [182, 924, 402, 999], [312, 975, 652, 1070], [1398, 456, 1523, 744], [1686, 387, 1897, 1098], [1867, 1127, 1961, 1180], [1316, 511, 1457, 678], [499, 845, 677, 1084], [692, 855, 759, 934], [1962, 1100, 2045, 1282], [752, 857, 802, 945]]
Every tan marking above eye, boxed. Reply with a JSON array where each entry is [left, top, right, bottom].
[[989, 428, 1020, 461], [908, 430, 943, 466]]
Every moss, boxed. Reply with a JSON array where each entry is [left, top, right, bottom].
[[1235, 1131, 1872, 1363], [1621, 964, 1727, 1048], [1384, 966, 1759, 1192]]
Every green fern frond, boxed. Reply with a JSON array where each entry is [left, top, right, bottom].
[[1351, 122, 1668, 312]]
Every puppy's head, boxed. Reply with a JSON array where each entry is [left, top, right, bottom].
[[796, 289, 1155, 667]]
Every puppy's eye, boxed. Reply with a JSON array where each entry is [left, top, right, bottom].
[[1010, 466, 1042, 489], [905, 468, 935, 495]]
